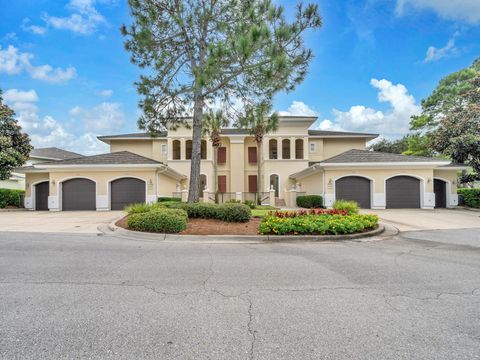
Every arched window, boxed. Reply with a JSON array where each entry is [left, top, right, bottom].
[[282, 139, 290, 159], [172, 140, 181, 160], [201, 140, 207, 160], [186, 140, 192, 160], [269, 139, 278, 159], [295, 139, 304, 159]]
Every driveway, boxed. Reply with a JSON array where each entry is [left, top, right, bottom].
[[365, 208, 480, 232], [1, 228, 479, 359], [0, 211, 124, 233]]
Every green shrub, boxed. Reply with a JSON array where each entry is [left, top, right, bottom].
[[158, 196, 182, 202], [457, 188, 480, 208], [128, 208, 188, 233], [217, 203, 251, 222], [258, 213, 378, 235], [243, 200, 256, 209], [184, 202, 219, 219], [296, 195, 323, 208], [125, 202, 153, 214], [0, 189, 25, 208], [332, 200, 359, 215], [226, 199, 241, 204]]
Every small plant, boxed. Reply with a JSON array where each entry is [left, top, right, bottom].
[[332, 200, 359, 214], [226, 199, 241, 204], [296, 195, 323, 208], [124, 202, 153, 214], [217, 203, 252, 222], [185, 202, 219, 218], [243, 200, 256, 209], [158, 196, 182, 202], [128, 208, 188, 233]]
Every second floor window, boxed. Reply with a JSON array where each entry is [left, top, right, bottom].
[[172, 140, 181, 160], [295, 139, 304, 159], [217, 147, 227, 164], [269, 139, 278, 159], [282, 139, 290, 159], [161, 144, 167, 155], [309, 142, 316, 153], [186, 140, 192, 160]]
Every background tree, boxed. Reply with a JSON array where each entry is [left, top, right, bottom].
[[236, 102, 278, 204], [202, 110, 229, 202], [0, 90, 32, 180], [368, 136, 409, 154], [122, 0, 321, 202]]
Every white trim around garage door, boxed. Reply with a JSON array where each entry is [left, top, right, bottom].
[[53, 176, 98, 211], [433, 177, 457, 208], [26, 179, 49, 210], [331, 174, 376, 209], [106, 176, 149, 211], [384, 174, 433, 209]]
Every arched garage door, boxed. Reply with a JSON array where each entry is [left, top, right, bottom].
[[335, 176, 371, 208], [434, 179, 447, 208], [111, 178, 146, 210], [35, 181, 49, 210], [386, 176, 420, 209], [62, 178, 96, 211]]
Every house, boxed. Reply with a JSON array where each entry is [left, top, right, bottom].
[[18, 116, 465, 211], [0, 147, 83, 191]]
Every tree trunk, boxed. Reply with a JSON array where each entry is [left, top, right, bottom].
[[257, 140, 262, 205], [188, 95, 204, 202], [213, 145, 218, 203]]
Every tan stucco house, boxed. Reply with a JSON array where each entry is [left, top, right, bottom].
[[18, 116, 466, 211]]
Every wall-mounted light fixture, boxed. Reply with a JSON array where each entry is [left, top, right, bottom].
[[51, 180, 56, 186], [149, 179, 153, 186], [427, 178, 431, 183], [328, 178, 333, 186]]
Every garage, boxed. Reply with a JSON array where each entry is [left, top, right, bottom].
[[110, 177, 146, 210], [35, 181, 49, 210], [386, 176, 420, 209], [62, 178, 96, 211], [335, 176, 371, 208], [434, 179, 447, 208]]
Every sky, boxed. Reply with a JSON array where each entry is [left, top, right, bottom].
[[0, 0, 479, 154]]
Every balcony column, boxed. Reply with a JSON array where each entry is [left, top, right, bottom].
[[167, 138, 173, 161], [206, 138, 213, 160], [263, 136, 270, 160], [290, 137, 296, 160], [180, 138, 186, 160], [277, 137, 282, 160], [303, 137, 309, 160]]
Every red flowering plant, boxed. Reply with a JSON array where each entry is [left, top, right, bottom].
[[268, 208, 348, 218]]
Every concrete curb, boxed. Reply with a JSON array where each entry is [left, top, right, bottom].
[[100, 217, 386, 243]]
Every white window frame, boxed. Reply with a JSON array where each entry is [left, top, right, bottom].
[[309, 143, 316, 153], [161, 144, 167, 155]]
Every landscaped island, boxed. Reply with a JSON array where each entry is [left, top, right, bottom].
[[118, 197, 379, 237]]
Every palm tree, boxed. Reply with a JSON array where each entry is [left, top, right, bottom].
[[237, 103, 279, 204], [203, 110, 229, 203]]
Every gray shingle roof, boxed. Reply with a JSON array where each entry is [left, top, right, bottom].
[[320, 149, 449, 163], [308, 130, 378, 137], [30, 147, 83, 160], [40, 151, 163, 166], [98, 132, 167, 140]]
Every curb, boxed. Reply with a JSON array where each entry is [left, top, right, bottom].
[[100, 218, 387, 243]]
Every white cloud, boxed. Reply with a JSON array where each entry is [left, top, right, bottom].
[[43, 0, 106, 35], [3, 88, 109, 154], [96, 89, 113, 97], [278, 101, 318, 116], [0, 45, 76, 83], [424, 36, 458, 63], [69, 102, 126, 132], [22, 18, 47, 35], [316, 78, 421, 138], [396, 0, 480, 24]]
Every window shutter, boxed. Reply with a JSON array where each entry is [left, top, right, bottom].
[[217, 147, 226, 164], [218, 175, 227, 193], [248, 175, 257, 193], [248, 147, 257, 163]]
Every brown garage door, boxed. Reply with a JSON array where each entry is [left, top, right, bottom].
[[434, 179, 447, 208], [386, 176, 420, 209], [35, 181, 49, 211], [62, 178, 96, 211], [335, 176, 371, 208], [111, 178, 146, 210]]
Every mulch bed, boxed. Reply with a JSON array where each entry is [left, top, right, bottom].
[[115, 216, 261, 235]]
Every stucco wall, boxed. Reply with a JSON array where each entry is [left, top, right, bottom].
[[25, 173, 50, 196], [110, 140, 154, 159], [322, 138, 367, 159], [434, 169, 458, 194]]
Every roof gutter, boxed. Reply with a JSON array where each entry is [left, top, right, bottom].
[[319, 161, 451, 167], [290, 163, 323, 180]]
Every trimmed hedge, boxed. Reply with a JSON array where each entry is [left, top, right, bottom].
[[185, 203, 219, 219], [128, 208, 188, 233], [296, 195, 323, 209], [457, 188, 480, 208], [259, 213, 379, 235], [332, 200, 359, 215], [158, 196, 182, 202], [217, 203, 251, 222], [0, 189, 25, 208]]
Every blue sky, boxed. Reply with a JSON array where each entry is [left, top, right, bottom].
[[1, 0, 479, 154]]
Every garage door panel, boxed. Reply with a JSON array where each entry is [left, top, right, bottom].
[[111, 178, 146, 210], [35, 181, 49, 211], [434, 179, 447, 208], [335, 176, 371, 208], [62, 178, 96, 211], [386, 176, 420, 209]]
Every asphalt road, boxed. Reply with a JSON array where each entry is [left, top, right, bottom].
[[1, 228, 480, 360]]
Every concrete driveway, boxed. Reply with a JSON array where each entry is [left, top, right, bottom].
[[0, 211, 124, 233], [364, 208, 480, 232]]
